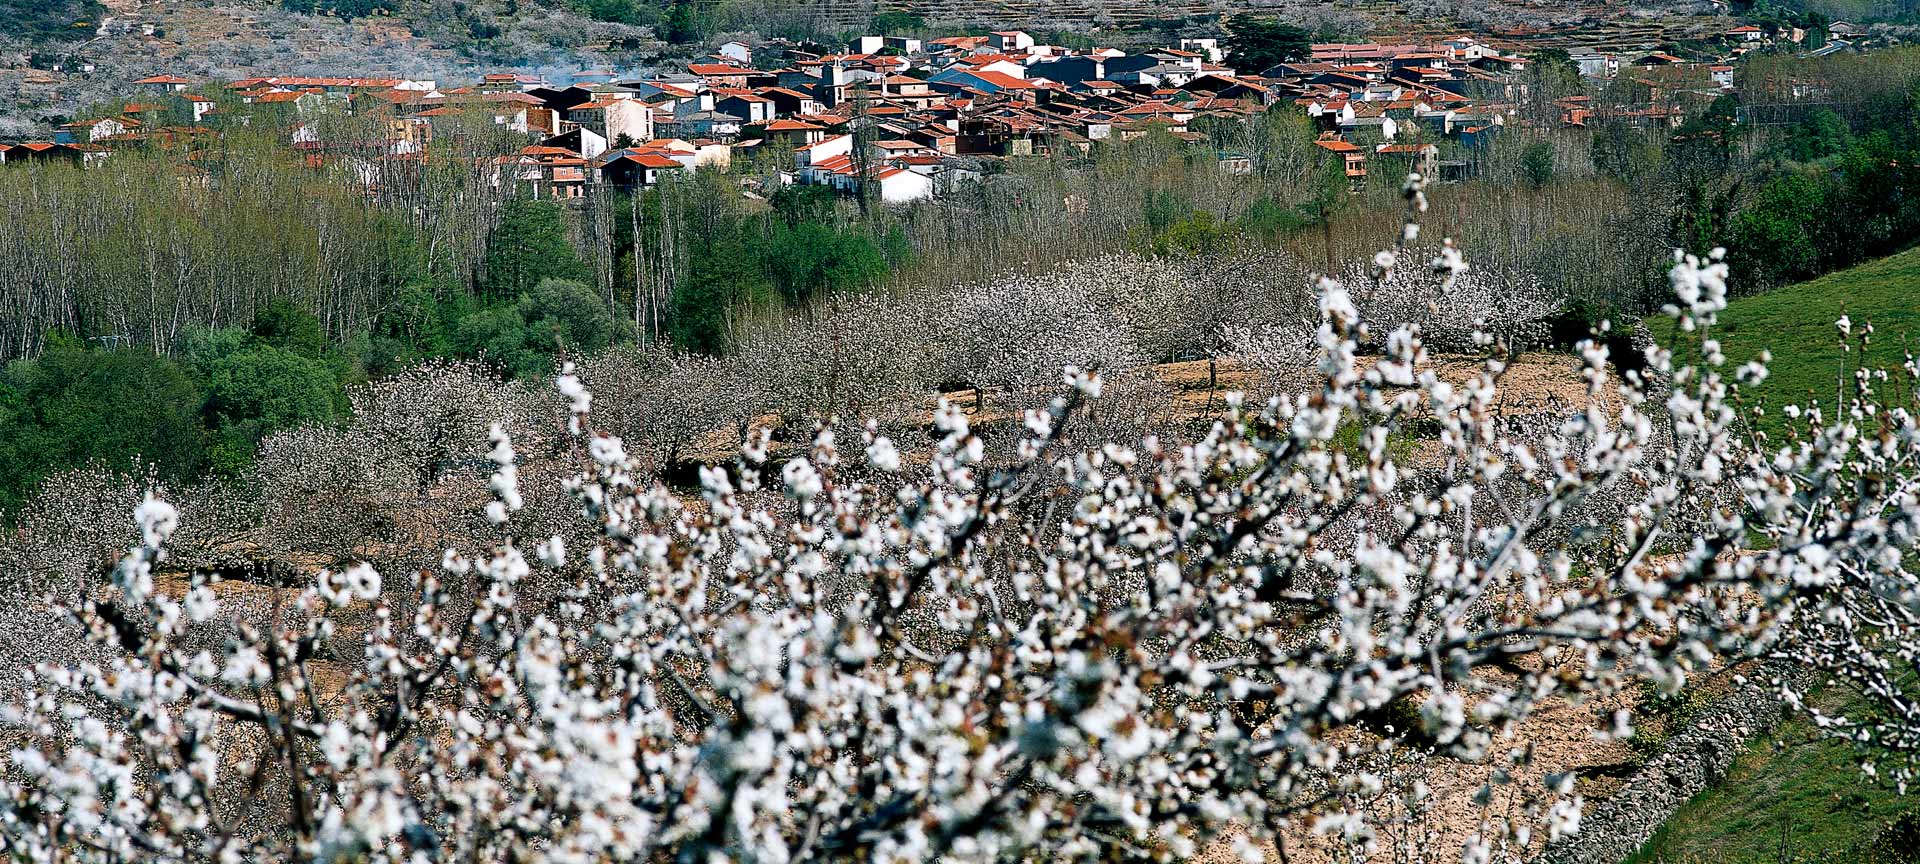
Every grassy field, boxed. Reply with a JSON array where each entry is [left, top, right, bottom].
[[1624, 698, 1920, 864], [1675, 247, 1920, 436], [1632, 248, 1920, 863]]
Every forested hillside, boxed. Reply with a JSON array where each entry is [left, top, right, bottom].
[[0, 0, 107, 43]]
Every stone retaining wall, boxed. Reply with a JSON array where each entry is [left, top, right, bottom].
[[1535, 663, 1804, 864]]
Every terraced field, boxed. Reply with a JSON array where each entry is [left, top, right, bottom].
[[780, 0, 1727, 51]]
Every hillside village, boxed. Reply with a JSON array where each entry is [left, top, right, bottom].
[[0, 20, 1818, 202]]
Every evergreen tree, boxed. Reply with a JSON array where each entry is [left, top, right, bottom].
[[201, 345, 342, 474], [1520, 140, 1556, 187], [0, 334, 207, 513], [1222, 16, 1314, 76], [673, 242, 772, 354], [456, 279, 623, 378], [482, 199, 591, 301], [765, 223, 889, 310]]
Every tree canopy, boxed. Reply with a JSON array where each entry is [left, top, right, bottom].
[[456, 279, 624, 379], [764, 222, 890, 309], [0, 334, 206, 513], [1222, 15, 1314, 75], [482, 199, 592, 300]]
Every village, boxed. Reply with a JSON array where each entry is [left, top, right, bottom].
[[0, 18, 1833, 202]]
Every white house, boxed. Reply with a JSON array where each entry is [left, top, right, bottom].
[[62, 117, 133, 142], [690, 140, 733, 168], [1179, 38, 1223, 63], [988, 31, 1034, 52], [569, 98, 655, 146], [794, 133, 854, 168], [177, 93, 217, 122], [870, 166, 933, 202], [971, 57, 1030, 79], [1568, 50, 1618, 80], [1444, 37, 1494, 61], [134, 74, 191, 93]]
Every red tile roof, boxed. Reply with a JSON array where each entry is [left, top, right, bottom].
[[620, 152, 684, 168]]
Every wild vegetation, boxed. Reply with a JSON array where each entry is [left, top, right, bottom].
[[0, 0, 107, 43], [1663, 244, 1920, 435]]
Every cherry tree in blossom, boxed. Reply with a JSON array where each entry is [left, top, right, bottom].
[[4, 176, 1920, 864]]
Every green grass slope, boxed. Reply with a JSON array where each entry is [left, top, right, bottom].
[[1633, 251, 1920, 863], [1684, 247, 1920, 435], [1624, 707, 1920, 863]]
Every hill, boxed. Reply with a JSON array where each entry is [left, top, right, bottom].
[[1683, 246, 1920, 433], [0, 0, 1734, 136]]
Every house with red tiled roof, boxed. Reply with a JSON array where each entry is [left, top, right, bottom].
[[135, 74, 192, 93], [878, 75, 933, 98], [1314, 136, 1366, 178], [172, 93, 217, 122], [247, 90, 326, 117], [1633, 52, 1688, 67], [57, 116, 139, 143], [487, 145, 591, 199], [595, 149, 690, 189], [688, 63, 756, 88], [960, 53, 1032, 72], [928, 35, 990, 54], [4, 141, 109, 167], [927, 67, 1039, 99], [756, 86, 823, 117], [794, 133, 854, 168], [758, 117, 827, 146], [869, 139, 931, 159], [1181, 73, 1275, 105], [713, 92, 775, 124], [795, 151, 933, 201], [988, 31, 1034, 52], [1374, 141, 1437, 176], [569, 98, 654, 148]]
